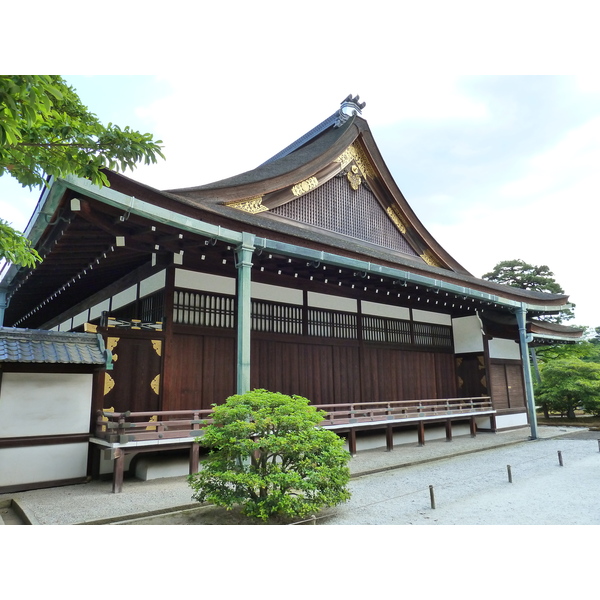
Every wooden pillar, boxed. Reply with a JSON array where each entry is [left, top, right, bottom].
[[417, 421, 425, 446], [445, 419, 453, 442], [112, 448, 124, 494], [348, 429, 357, 456], [386, 425, 394, 451], [470, 416, 477, 437], [189, 442, 200, 474]]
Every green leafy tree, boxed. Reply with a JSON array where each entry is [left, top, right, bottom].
[[0, 219, 41, 267], [188, 389, 351, 522], [534, 359, 600, 419], [0, 75, 165, 189], [482, 259, 573, 323], [0, 75, 165, 269]]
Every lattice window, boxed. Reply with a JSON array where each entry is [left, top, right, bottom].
[[412, 322, 453, 350], [139, 291, 165, 324], [252, 300, 303, 335], [362, 315, 412, 344], [271, 176, 419, 256], [173, 290, 235, 328], [308, 308, 358, 339]]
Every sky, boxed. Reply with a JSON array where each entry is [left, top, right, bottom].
[[2, 2, 599, 332]]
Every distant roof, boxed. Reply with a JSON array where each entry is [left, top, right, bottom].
[[0, 328, 107, 365]]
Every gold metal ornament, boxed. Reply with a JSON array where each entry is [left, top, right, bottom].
[[151, 340, 162, 356], [346, 165, 362, 190], [150, 374, 160, 395], [291, 177, 319, 197], [386, 206, 407, 234], [225, 196, 269, 214], [104, 373, 115, 395]]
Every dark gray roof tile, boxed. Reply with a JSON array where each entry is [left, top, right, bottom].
[[0, 328, 106, 365]]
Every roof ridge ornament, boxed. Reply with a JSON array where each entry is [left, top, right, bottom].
[[335, 94, 366, 127]]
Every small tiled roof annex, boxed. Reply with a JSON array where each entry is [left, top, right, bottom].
[[0, 328, 106, 365]]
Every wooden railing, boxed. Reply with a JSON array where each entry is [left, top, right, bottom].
[[318, 397, 494, 428], [94, 397, 493, 444], [95, 409, 214, 444]]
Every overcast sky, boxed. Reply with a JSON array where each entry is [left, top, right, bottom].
[[2, 3, 599, 329]]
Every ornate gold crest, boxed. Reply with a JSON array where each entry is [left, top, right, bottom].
[[225, 196, 268, 214], [386, 206, 407, 234], [346, 165, 362, 190], [291, 177, 319, 197]]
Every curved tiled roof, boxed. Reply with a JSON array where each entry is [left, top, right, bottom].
[[0, 328, 107, 364]]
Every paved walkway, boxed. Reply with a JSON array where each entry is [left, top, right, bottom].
[[1, 425, 591, 525]]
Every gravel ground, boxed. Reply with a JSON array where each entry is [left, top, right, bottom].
[[319, 436, 600, 525], [4, 427, 599, 525]]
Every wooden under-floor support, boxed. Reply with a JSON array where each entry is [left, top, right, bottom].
[[470, 416, 477, 437], [112, 448, 125, 494], [417, 421, 425, 446], [190, 442, 200, 474], [445, 419, 452, 442], [386, 425, 394, 451], [348, 429, 357, 456]]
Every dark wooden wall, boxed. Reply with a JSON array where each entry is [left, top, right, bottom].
[[250, 336, 456, 406]]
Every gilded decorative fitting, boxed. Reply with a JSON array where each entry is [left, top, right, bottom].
[[420, 251, 441, 267], [386, 206, 407, 234], [104, 373, 115, 395], [152, 339, 162, 356], [346, 165, 362, 190], [335, 144, 376, 179], [225, 196, 268, 214], [291, 177, 319, 197], [150, 374, 161, 395]]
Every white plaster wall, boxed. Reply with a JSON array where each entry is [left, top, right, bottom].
[[111, 285, 137, 310], [452, 315, 484, 353], [488, 338, 522, 360], [72, 310, 88, 328], [308, 292, 357, 312], [412, 309, 452, 325], [0, 443, 88, 487], [495, 412, 529, 429], [0, 373, 93, 438], [362, 301, 410, 320], [252, 282, 303, 305], [175, 269, 235, 295], [140, 269, 166, 298], [90, 298, 110, 321]]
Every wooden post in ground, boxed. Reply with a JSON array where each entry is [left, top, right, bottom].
[[112, 448, 124, 494], [417, 421, 425, 446], [386, 425, 394, 451]]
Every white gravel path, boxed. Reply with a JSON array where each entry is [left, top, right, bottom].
[[321, 437, 600, 525]]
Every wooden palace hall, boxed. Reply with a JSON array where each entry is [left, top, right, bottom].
[[0, 95, 583, 492]]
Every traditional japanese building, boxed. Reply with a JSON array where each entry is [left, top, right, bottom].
[[0, 95, 581, 491]]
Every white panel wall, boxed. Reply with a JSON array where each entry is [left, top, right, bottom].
[[0, 373, 93, 437], [0, 443, 88, 487], [495, 412, 529, 429], [488, 338, 521, 360], [412, 309, 452, 325], [252, 282, 303, 305], [308, 292, 357, 312], [452, 315, 484, 353], [362, 301, 410, 320], [111, 285, 137, 310], [175, 269, 235, 295], [140, 269, 166, 298]]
